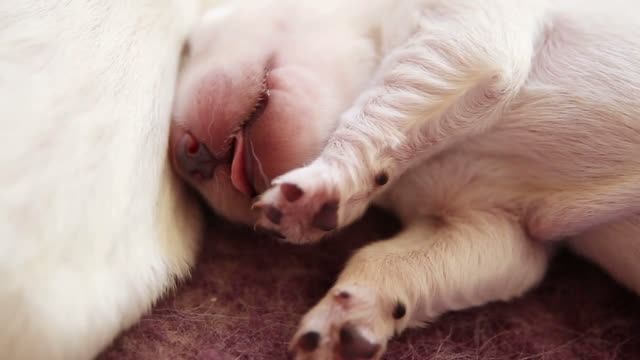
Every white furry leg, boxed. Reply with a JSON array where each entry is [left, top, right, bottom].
[[526, 177, 640, 241], [289, 211, 551, 360], [569, 215, 640, 295], [255, 1, 544, 243]]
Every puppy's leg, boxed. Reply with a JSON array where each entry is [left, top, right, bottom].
[[568, 215, 640, 294], [289, 211, 550, 360], [526, 178, 640, 241], [255, 1, 546, 243]]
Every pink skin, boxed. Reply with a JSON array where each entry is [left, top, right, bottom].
[[169, 63, 332, 224]]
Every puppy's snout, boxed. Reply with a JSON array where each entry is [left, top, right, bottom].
[[175, 133, 217, 181]]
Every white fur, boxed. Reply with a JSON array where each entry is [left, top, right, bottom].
[[175, 1, 640, 359], [0, 1, 207, 358]]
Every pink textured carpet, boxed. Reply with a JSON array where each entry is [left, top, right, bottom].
[[101, 208, 640, 360]]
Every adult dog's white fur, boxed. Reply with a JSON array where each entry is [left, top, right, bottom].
[[172, 0, 640, 359], [0, 1, 211, 359]]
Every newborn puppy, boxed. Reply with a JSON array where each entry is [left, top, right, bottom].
[[171, 0, 640, 358]]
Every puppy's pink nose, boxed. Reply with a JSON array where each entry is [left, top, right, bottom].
[[175, 133, 217, 180]]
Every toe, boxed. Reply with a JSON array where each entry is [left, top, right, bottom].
[[338, 324, 381, 360], [311, 201, 339, 231], [296, 331, 321, 352], [281, 183, 304, 202], [264, 205, 283, 225]]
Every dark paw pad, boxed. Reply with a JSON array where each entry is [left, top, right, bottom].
[[281, 183, 304, 202], [338, 324, 380, 359], [374, 172, 388, 186], [264, 206, 283, 225], [297, 331, 320, 352], [392, 302, 406, 319], [311, 201, 339, 231]]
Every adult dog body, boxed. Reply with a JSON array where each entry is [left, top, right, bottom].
[[1, 1, 205, 358], [171, 0, 640, 359]]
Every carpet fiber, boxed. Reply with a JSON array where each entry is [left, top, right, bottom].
[[101, 208, 640, 360]]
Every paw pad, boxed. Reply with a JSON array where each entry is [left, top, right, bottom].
[[281, 183, 304, 202], [297, 331, 320, 352], [339, 324, 380, 359], [311, 201, 339, 231], [253, 168, 344, 243], [392, 302, 406, 319], [374, 172, 388, 186], [264, 206, 283, 225]]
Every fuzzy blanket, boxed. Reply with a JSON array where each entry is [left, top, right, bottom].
[[101, 208, 640, 360]]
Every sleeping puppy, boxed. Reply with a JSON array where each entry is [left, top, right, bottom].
[[170, 0, 640, 358]]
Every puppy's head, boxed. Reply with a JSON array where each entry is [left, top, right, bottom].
[[169, 1, 377, 224]]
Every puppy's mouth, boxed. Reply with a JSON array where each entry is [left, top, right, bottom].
[[229, 84, 270, 198]]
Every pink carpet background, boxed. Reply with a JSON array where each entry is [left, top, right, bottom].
[[101, 208, 640, 360]]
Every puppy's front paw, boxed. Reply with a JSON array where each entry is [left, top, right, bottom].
[[289, 285, 404, 360], [253, 164, 345, 244]]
